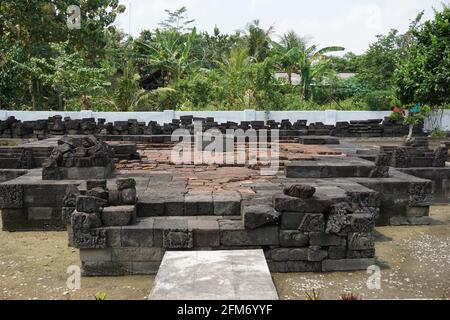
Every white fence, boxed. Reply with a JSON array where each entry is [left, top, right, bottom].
[[1, 109, 449, 131]]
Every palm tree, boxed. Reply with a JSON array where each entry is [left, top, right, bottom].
[[273, 31, 345, 100], [243, 20, 274, 63], [134, 27, 197, 83]]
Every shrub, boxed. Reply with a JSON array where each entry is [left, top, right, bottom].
[[364, 90, 395, 111]]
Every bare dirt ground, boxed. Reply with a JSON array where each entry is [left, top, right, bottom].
[[0, 206, 449, 300]]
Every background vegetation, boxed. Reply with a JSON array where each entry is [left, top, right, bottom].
[[0, 1, 449, 113]]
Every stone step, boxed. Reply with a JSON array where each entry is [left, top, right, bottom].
[[148, 250, 279, 300], [137, 191, 242, 217]]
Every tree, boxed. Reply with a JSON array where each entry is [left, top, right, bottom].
[[395, 4, 450, 107], [272, 31, 344, 100], [242, 20, 274, 62], [0, 0, 124, 110], [158, 6, 195, 32]]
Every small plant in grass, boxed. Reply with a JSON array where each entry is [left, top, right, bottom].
[[340, 292, 362, 300], [305, 289, 321, 300], [95, 292, 108, 300]]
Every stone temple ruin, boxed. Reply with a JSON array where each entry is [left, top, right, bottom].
[[0, 115, 448, 277]]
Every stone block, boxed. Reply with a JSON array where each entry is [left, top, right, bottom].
[[308, 246, 328, 262], [81, 261, 132, 276], [298, 214, 325, 232], [121, 188, 137, 205], [188, 220, 220, 248], [111, 247, 164, 262], [406, 206, 430, 218], [163, 230, 193, 249], [270, 249, 290, 262], [273, 194, 331, 213], [243, 205, 280, 230], [116, 178, 136, 191], [283, 185, 316, 199], [80, 248, 112, 262], [0, 184, 23, 209], [137, 197, 165, 217], [348, 233, 375, 251], [101, 206, 134, 227], [184, 193, 213, 216], [87, 187, 108, 200], [328, 246, 347, 260], [280, 212, 306, 230], [121, 225, 154, 247], [104, 227, 122, 247], [213, 192, 241, 216], [286, 261, 322, 272], [27, 207, 54, 221], [131, 261, 161, 275], [288, 248, 308, 261], [76, 196, 102, 213], [279, 231, 309, 247], [164, 194, 185, 216], [346, 249, 375, 259], [219, 221, 279, 246], [322, 259, 376, 272], [86, 180, 107, 191], [309, 232, 347, 247]]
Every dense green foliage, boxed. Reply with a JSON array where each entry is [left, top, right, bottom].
[[0, 2, 449, 112]]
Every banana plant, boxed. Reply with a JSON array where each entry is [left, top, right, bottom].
[[135, 27, 198, 83]]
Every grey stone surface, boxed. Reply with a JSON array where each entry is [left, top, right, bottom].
[[309, 232, 347, 247], [219, 220, 279, 246], [149, 250, 279, 300], [279, 230, 309, 247], [298, 214, 325, 232], [101, 206, 134, 227], [213, 191, 241, 216], [273, 194, 331, 213], [243, 205, 280, 230]]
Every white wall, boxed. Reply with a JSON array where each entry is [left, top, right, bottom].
[[1, 109, 449, 131]]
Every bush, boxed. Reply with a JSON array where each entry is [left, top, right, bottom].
[[364, 90, 395, 110], [134, 88, 181, 111]]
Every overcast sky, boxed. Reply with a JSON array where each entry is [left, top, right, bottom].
[[116, 0, 446, 54]]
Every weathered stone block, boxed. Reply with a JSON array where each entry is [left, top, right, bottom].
[[279, 231, 309, 247], [188, 220, 220, 248], [270, 249, 290, 262], [348, 233, 375, 251], [243, 205, 280, 230], [80, 248, 112, 262], [286, 261, 322, 272], [219, 221, 279, 246], [283, 185, 316, 199], [288, 248, 308, 261], [121, 225, 154, 247], [280, 212, 306, 230], [184, 193, 213, 216], [87, 187, 108, 200], [111, 247, 164, 262], [298, 214, 325, 232], [163, 230, 193, 249], [86, 180, 107, 191], [309, 232, 346, 247], [308, 246, 328, 262], [116, 178, 136, 191], [76, 196, 103, 213], [27, 207, 54, 221], [213, 192, 241, 216], [406, 206, 430, 217], [121, 188, 137, 205], [273, 194, 331, 213], [101, 206, 134, 227], [0, 184, 23, 209], [328, 246, 347, 260]]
